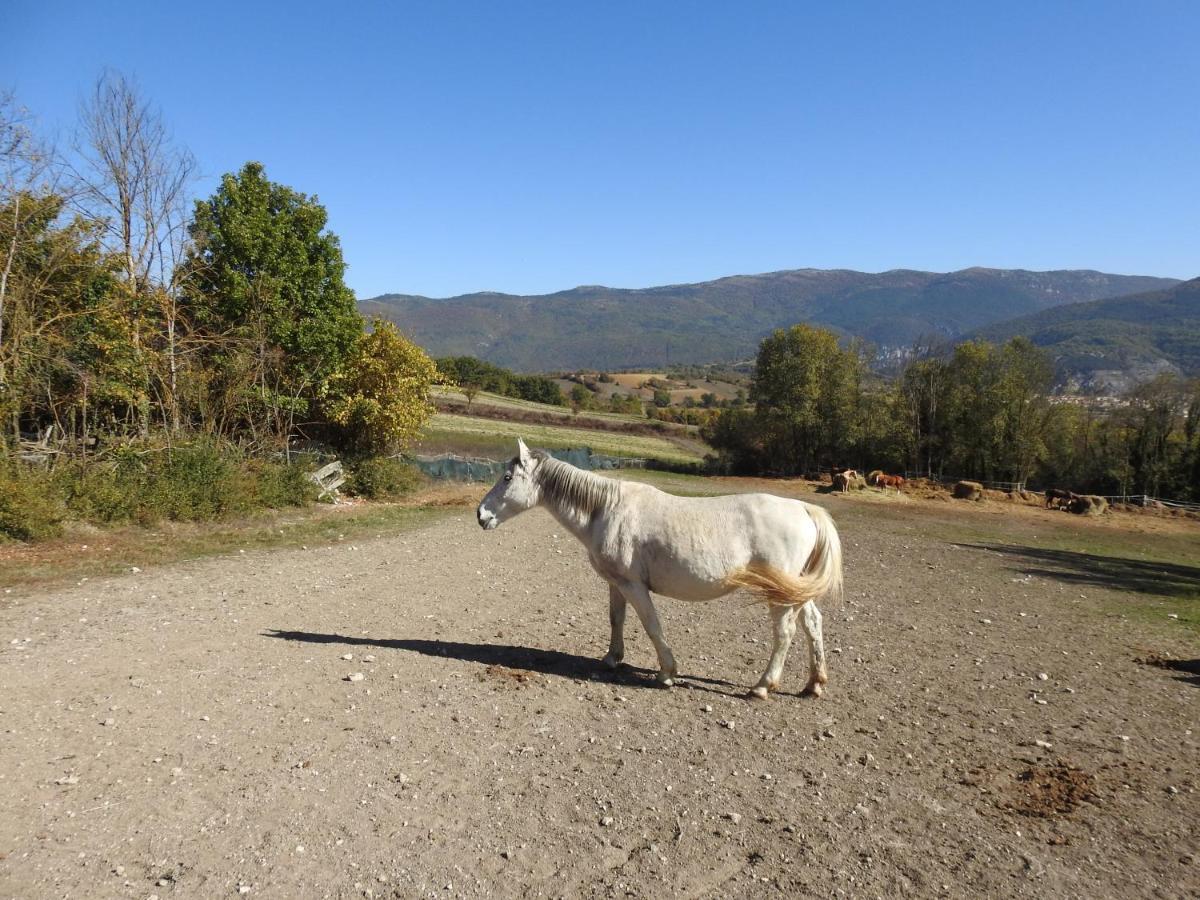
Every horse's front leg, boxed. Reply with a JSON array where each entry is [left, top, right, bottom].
[[620, 581, 678, 687], [601, 584, 626, 670]]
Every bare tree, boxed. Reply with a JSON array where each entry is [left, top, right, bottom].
[[71, 71, 196, 428]]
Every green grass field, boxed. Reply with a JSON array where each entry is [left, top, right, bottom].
[[418, 412, 707, 464], [433, 387, 700, 432]]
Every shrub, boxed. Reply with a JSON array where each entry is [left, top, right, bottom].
[[139, 444, 242, 522], [0, 467, 65, 541], [346, 457, 424, 500], [54, 460, 139, 524], [249, 460, 318, 508], [324, 320, 438, 456]]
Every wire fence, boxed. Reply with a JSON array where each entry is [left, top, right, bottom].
[[1097, 494, 1200, 511], [902, 472, 1027, 493]]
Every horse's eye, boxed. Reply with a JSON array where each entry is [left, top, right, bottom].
[[504, 473, 512, 483]]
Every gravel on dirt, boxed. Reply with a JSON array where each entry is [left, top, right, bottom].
[[0, 489, 1197, 898]]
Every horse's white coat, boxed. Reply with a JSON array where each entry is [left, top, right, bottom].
[[477, 440, 843, 697]]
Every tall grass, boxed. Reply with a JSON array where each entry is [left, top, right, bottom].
[[1, 441, 319, 541]]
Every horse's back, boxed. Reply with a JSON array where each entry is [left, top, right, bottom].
[[611, 485, 823, 581]]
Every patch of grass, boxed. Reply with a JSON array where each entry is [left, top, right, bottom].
[[1100, 592, 1200, 635]]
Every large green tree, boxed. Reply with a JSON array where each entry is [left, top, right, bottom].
[[750, 324, 863, 474], [181, 163, 364, 445], [184, 162, 362, 387]]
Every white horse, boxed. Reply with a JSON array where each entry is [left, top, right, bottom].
[[477, 440, 843, 699]]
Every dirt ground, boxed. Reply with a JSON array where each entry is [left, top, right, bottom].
[[1, 481, 1197, 899]]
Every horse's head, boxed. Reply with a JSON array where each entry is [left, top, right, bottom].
[[477, 438, 541, 530]]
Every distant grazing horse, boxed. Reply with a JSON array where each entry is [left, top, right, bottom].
[[1045, 488, 1075, 509], [477, 440, 844, 699], [877, 473, 905, 492]]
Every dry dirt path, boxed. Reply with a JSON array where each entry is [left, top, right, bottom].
[[1, 491, 1197, 899]]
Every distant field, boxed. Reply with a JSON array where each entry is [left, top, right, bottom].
[[603, 372, 742, 402], [606, 373, 656, 393], [432, 387, 665, 429], [418, 413, 707, 464]]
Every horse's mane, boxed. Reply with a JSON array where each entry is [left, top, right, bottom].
[[531, 451, 619, 518]]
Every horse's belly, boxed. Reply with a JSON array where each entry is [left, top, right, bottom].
[[647, 566, 733, 602]]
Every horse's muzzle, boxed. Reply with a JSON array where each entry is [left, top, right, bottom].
[[477, 507, 498, 530]]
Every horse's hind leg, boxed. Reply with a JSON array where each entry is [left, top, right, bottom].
[[799, 601, 829, 697], [751, 604, 800, 700], [601, 584, 626, 670], [620, 582, 678, 687]]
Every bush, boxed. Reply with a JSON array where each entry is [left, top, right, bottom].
[[324, 320, 438, 456], [55, 460, 139, 524], [3, 442, 324, 541], [56, 442, 315, 527], [346, 457, 424, 500], [142, 443, 243, 523], [248, 460, 318, 508], [0, 468, 64, 541]]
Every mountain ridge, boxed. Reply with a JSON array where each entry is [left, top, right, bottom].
[[359, 267, 1180, 372]]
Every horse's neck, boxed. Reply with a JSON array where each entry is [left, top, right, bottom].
[[542, 497, 593, 542], [536, 460, 616, 541]]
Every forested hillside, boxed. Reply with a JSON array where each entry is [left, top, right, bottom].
[[361, 268, 1177, 371], [975, 277, 1200, 391]]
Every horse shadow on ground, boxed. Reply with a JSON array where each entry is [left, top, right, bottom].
[[956, 543, 1200, 599], [1134, 654, 1200, 688], [262, 630, 767, 697]]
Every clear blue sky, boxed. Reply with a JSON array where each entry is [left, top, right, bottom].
[[5, 1, 1198, 298]]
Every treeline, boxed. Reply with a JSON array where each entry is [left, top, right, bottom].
[[0, 76, 439, 539], [704, 324, 1200, 500], [436, 356, 565, 406], [0, 75, 438, 460]]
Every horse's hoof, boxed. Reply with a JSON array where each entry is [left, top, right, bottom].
[[801, 682, 824, 699], [748, 686, 770, 701], [655, 674, 675, 688], [600, 653, 622, 670]]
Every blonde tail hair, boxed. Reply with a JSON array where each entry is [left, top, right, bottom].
[[726, 504, 844, 606]]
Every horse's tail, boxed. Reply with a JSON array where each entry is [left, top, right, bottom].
[[726, 503, 844, 607]]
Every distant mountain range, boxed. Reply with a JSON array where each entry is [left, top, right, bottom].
[[974, 276, 1200, 393], [360, 267, 1180, 373]]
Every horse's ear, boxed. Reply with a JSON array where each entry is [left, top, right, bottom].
[[517, 438, 531, 466]]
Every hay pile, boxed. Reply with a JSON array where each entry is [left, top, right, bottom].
[[1068, 494, 1108, 516], [953, 480, 984, 501]]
